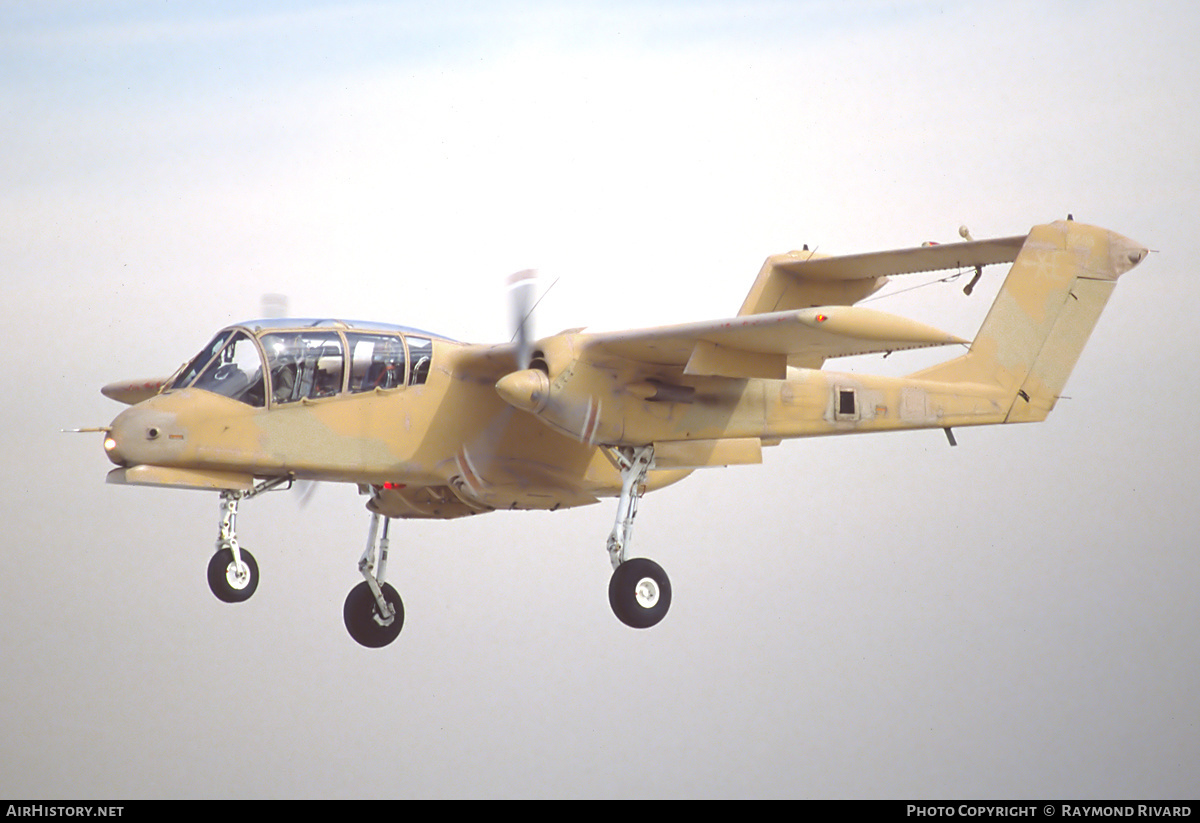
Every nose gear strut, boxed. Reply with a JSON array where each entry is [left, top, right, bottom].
[[206, 476, 291, 603]]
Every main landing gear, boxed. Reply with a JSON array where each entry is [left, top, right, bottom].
[[604, 445, 671, 629], [334, 444, 671, 646], [343, 512, 404, 648], [205, 478, 289, 603]]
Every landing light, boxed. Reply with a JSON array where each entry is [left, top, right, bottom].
[[104, 437, 117, 452]]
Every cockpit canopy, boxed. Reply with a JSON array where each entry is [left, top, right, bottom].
[[165, 319, 442, 407]]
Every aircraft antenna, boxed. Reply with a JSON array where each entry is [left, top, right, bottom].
[[859, 269, 972, 304], [523, 277, 558, 328]]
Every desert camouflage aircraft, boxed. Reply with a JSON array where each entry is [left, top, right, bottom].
[[94, 218, 1146, 647]]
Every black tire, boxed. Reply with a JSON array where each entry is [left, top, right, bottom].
[[343, 581, 405, 648], [608, 558, 671, 629], [207, 547, 259, 603]]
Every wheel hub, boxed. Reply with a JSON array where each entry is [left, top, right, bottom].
[[634, 577, 660, 609], [225, 561, 251, 590]]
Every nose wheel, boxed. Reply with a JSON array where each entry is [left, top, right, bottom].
[[207, 488, 263, 603], [207, 546, 259, 602], [204, 479, 289, 604]]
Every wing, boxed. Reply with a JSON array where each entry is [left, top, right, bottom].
[[581, 306, 967, 378]]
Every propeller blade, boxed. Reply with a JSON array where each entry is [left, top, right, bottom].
[[507, 269, 537, 370], [261, 293, 289, 319], [294, 479, 320, 509]]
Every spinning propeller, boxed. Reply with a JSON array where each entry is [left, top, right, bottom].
[[507, 269, 538, 370], [451, 269, 547, 504]]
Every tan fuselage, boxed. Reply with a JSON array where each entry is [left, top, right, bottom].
[[104, 220, 1147, 520]]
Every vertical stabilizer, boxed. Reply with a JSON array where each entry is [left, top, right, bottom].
[[908, 220, 1146, 421]]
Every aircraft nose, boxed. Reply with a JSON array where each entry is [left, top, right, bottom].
[[104, 405, 178, 467]]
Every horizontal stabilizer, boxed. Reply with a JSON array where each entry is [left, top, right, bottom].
[[739, 233, 1026, 315], [771, 235, 1026, 281]]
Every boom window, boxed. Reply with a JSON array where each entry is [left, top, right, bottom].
[[836, 387, 858, 420]]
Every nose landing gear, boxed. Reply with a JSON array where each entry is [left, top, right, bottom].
[[208, 489, 256, 602], [204, 478, 290, 603]]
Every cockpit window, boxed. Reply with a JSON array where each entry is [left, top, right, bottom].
[[168, 330, 234, 392], [191, 331, 266, 407], [347, 333, 406, 392], [166, 323, 434, 407], [261, 332, 345, 404]]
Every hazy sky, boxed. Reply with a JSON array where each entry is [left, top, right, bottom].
[[3, 0, 1198, 798]]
